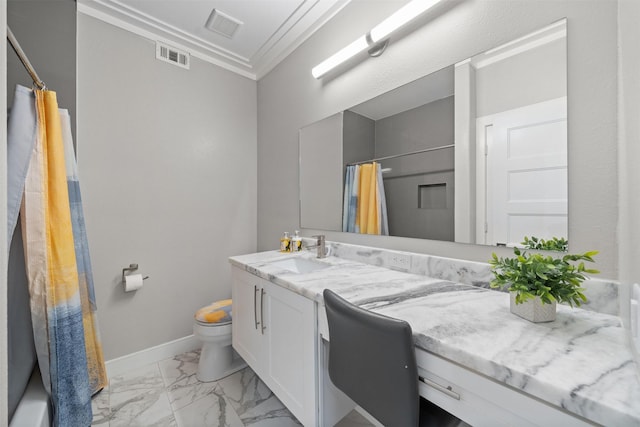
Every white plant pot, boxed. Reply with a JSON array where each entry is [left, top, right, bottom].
[[510, 293, 556, 323]]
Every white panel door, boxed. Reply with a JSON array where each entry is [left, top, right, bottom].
[[477, 97, 567, 246]]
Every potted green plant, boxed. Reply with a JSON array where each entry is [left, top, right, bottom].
[[489, 247, 599, 322], [520, 236, 568, 252]]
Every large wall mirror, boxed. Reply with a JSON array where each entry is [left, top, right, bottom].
[[300, 19, 567, 248]]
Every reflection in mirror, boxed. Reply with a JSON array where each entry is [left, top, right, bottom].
[[456, 19, 567, 247], [299, 19, 567, 248], [520, 236, 568, 252]]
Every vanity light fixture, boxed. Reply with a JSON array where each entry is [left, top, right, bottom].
[[312, 35, 369, 79], [312, 0, 445, 79]]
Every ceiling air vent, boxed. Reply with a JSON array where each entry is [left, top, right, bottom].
[[205, 9, 243, 39], [155, 42, 190, 69]]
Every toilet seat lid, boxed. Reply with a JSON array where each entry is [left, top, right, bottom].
[[195, 299, 232, 324]]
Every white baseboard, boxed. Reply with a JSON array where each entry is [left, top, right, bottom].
[[105, 335, 201, 378]]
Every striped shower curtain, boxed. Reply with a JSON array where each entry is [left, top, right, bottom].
[[8, 85, 107, 426], [342, 162, 389, 235], [60, 108, 108, 396]]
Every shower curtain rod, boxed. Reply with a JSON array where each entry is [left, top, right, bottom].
[[347, 143, 454, 166], [7, 26, 46, 90]]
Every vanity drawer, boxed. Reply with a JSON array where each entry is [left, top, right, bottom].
[[415, 349, 596, 427]]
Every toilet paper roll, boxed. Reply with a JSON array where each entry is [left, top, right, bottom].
[[124, 274, 144, 292]]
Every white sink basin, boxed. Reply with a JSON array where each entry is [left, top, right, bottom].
[[270, 257, 330, 274]]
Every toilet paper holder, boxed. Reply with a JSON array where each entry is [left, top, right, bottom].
[[122, 264, 149, 283]]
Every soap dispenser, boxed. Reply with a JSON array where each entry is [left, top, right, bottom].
[[292, 230, 302, 252], [280, 232, 291, 252]]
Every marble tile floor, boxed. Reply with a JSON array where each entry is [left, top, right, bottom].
[[91, 349, 373, 427]]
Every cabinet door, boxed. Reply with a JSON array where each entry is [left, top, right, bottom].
[[262, 280, 316, 427], [231, 268, 265, 371]]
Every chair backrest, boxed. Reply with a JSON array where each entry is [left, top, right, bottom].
[[323, 289, 419, 427]]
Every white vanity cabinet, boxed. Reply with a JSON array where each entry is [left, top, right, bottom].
[[415, 350, 595, 427], [318, 306, 596, 427], [230, 251, 640, 427], [231, 267, 317, 427], [231, 267, 265, 370]]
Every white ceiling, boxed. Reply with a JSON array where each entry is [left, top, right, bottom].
[[78, 0, 350, 80]]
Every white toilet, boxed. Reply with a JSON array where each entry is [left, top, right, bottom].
[[193, 299, 246, 382]]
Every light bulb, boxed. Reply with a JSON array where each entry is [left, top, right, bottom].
[[370, 0, 443, 43], [312, 36, 369, 79]]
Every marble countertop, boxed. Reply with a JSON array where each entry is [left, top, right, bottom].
[[229, 250, 640, 426]]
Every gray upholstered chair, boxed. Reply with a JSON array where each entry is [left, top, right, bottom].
[[323, 289, 467, 427]]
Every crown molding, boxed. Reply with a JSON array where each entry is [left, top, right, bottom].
[[78, 0, 350, 80]]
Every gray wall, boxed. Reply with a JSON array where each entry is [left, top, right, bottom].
[[78, 14, 257, 360], [1, 5, 8, 426], [299, 112, 343, 231], [375, 97, 454, 240], [618, 0, 640, 332], [476, 37, 566, 117], [375, 96, 454, 158], [6, 0, 76, 418], [7, 0, 76, 141], [342, 110, 374, 167], [257, 1, 619, 279]]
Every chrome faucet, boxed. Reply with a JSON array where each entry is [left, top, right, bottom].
[[307, 235, 328, 259]]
